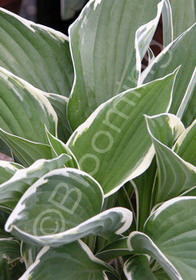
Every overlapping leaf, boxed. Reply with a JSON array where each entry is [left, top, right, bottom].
[[0, 154, 70, 209], [144, 196, 196, 280], [19, 240, 117, 280], [124, 255, 170, 280], [141, 23, 196, 115], [0, 129, 53, 167], [68, 72, 177, 196], [174, 120, 196, 166], [44, 93, 72, 143], [146, 114, 196, 203], [169, 0, 195, 38], [68, 0, 164, 129], [0, 68, 57, 144], [128, 232, 181, 280], [0, 160, 23, 184], [5, 168, 132, 247], [0, 8, 74, 96], [0, 238, 24, 280], [46, 129, 79, 169]]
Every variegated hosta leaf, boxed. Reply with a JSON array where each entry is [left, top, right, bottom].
[[0, 160, 23, 184], [46, 129, 79, 169], [0, 68, 57, 144], [0, 209, 10, 238], [174, 120, 196, 166], [67, 0, 164, 129], [0, 238, 24, 280], [60, 0, 88, 20], [0, 129, 53, 167], [19, 240, 116, 280], [124, 255, 170, 280], [44, 93, 72, 143], [135, 0, 172, 77], [67, 72, 177, 197], [21, 242, 41, 269], [0, 8, 74, 96], [128, 232, 181, 280], [141, 23, 196, 115], [0, 238, 21, 263], [177, 67, 196, 127], [144, 196, 196, 280], [145, 114, 196, 204], [5, 168, 132, 247], [0, 154, 70, 209], [169, 0, 195, 38]]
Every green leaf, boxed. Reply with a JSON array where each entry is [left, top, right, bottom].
[[133, 159, 157, 231], [46, 129, 79, 169], [21, 242, 41, 269], [5, 168, 132, 247], [96, 237, 130, 262], [44, 93, 72, 143], [19, 240, 117, 280], [145, 114, 196, 204], [0, 129, 53, 167], [0, 238, 21, 263], [60, 0, 88, 20], [0, 154, 70, 209], [124, 255, 158, 280], [0, 238, 24, 280], [141, 23, 196, 115], [169, 0, 196, 38], [0, 8, 74, 96], [128, 232, 182, 280], [0, 68, 57, 144], [135, 1, 165, 73], [0, 160, 23, 184], [174, 120, 196, 166], [144, 196, 196, 280], [176, 67, 196, 126], [68, 0, 164, 129], [67, 71, 177, 196]]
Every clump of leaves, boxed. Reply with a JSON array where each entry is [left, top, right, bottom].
[[0, 0, 195, 279]]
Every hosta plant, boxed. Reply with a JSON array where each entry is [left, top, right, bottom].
[[0, 0, 195, 279]]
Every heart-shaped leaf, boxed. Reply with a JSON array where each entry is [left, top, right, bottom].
[[146, 114, 196, 203], [68, 0, 164, 129], [67, 71, 177, 196], [0, 8, 74, 96], [19, 240, 117, 280], [0, 154, 70, 209], [144, 196, 196, 280], [5, 168, 132, 247]]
